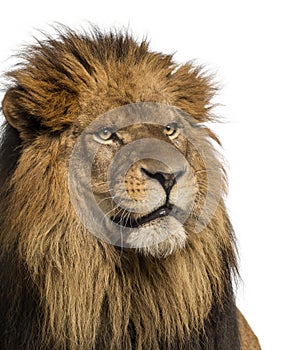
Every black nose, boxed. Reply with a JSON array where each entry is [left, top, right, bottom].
[[141, 168, 185, 195]]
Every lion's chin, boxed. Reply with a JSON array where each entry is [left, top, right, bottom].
[[125, 216, 187, 258]]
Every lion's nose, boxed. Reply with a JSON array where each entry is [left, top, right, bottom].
[[141, 168, 185, 195]]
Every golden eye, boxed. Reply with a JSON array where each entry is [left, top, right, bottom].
[[164, 122, 179, 139], [93, 126, 114, 144]]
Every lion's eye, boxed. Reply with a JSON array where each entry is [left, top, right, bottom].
[[164, 122, 179, 140], [93, 126, 115, 144]]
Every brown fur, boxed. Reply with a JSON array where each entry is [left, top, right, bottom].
[[237, 310, 261, 350], [0, 27, 260, 349]]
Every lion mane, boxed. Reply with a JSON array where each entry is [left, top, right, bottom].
[[0, 27, 260, 349]]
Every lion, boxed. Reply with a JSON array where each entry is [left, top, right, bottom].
[[0, 27, 261, 349]]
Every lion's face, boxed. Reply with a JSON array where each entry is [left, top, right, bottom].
[[92, 125, 195, 257], [69, 103, 205, 258]]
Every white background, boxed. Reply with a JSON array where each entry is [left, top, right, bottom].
[[1, 1, 291, 349]]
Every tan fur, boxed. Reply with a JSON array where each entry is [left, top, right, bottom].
[[238, 310, 261, 350], [0, 27, 260, 349]]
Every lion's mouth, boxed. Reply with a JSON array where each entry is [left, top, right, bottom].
[[111, 204, 174, 228]]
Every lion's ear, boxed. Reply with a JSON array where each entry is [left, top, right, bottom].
[[2, 87, 41, 138]]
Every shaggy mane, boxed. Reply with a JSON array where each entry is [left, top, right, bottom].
[[0, 27, 240, 350]]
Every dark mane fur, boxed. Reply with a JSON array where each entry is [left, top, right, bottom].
[[0, 122, 21, 187]]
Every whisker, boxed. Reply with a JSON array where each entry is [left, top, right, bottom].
[[100, 198, 124, 226]]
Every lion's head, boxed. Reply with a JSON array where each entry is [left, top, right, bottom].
[[0, 27, 240, 350]]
